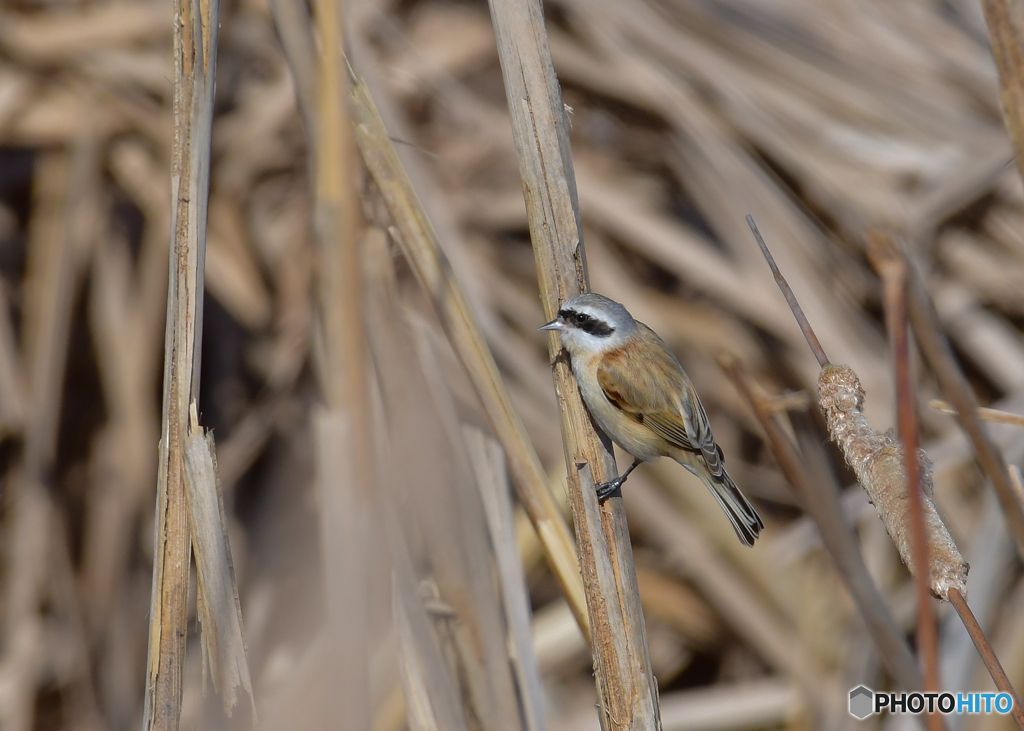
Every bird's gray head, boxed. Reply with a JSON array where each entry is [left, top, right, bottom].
[[539, 293, 637, 354]]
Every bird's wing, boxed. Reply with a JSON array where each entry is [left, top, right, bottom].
[[679, 378, 726, 478], [594, 326, 692, 452], [596, 325, 725, 475]]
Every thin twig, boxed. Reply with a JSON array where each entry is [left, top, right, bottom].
[[929, 400, 1024, 429], [746, 215, 828, 367], [948, 587, 1024, 731], [874, 238, 941, 730]]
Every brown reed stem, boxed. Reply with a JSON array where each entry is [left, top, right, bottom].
[[948, 587, 1024, 731], [875, 242, 941, 731], [746, 215, 828, 367], [143, 0, 219, 726], [486, 0, 661, 725]]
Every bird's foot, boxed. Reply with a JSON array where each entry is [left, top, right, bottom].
[[595, 476, 624, 502], [595, 459, 642, 502]]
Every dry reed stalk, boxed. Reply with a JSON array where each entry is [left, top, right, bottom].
[[484, 0, 660, 725], [363, 236, 473, 731], [310, 0, 374, 725], [410, 320, 535, 730], [744, 215, 828, 368], [464, 427, 548, 731], [981, 0, 1024, 184], [718, 354, 923, 692], [902, 240, 1024, 557], [348, 77, 590, 642], [930, 400, 1024, 429], [364, 229, 527, 730], [142, 0, 220, 726], [0, 275, 24, 435], [872, 235, 941, 729]]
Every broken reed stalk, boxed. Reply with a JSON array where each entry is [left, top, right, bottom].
[[872, 236, 941, 730], [310, 0, 374, 725], [901, 240, 1024, 557], [980, 0, 1024, 186], [485, 0, 661, 725], [348, 78, 591, 643], [718, 355, 923, 693], [143, 0, 220, 727], [948, 588, 1024, 730]]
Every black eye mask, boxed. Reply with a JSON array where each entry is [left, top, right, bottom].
[[559, 308, 615, 337]]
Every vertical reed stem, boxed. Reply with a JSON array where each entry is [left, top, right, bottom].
[[143, 0, 219, 727]]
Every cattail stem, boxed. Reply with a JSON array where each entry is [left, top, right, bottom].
[[948, 587, 1024, 731], [746, 215, 828, 367]]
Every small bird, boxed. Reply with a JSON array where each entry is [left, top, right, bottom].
[[540, 293, 763, 546]]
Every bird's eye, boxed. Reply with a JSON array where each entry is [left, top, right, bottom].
[[575, 312, 589, 325]]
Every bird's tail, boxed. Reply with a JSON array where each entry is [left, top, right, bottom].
[[693, 465, 764, 547]]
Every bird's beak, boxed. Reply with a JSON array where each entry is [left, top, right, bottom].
[[539, 318, 564, 332]]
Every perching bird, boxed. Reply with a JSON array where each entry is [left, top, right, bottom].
[[540, 293, 763, 546]]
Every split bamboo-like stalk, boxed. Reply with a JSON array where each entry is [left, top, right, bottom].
[[142, 0, 219, 726], [485, 0, 661, 726]]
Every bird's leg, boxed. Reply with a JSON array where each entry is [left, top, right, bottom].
[[596, 458, 642, 501]]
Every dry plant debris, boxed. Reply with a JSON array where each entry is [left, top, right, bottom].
[[3, 0, 1024, 729]]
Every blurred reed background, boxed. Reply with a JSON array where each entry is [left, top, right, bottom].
[[1, 0, 1024, 729]]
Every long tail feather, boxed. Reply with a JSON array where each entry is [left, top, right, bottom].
[[679, 455, 763, 546], [706, 468, 763, 546]]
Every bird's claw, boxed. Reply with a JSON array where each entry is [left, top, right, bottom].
[[596, 477, 624, 502]]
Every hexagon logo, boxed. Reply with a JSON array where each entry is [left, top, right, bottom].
[[849, 686, 874, 719]]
